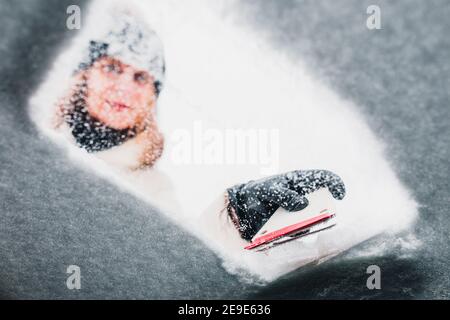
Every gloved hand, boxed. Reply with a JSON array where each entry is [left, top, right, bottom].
[[226, 170, 346, 241]]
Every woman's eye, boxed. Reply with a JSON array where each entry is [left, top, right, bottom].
[[134, 72, 149, 84]]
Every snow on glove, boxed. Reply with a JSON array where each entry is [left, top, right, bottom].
[[226, 170, 346, 241]]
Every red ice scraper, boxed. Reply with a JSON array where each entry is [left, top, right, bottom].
[[244, 188, 338, 252]]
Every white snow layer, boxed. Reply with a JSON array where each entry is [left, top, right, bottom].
[[29, 0, 418, 282]]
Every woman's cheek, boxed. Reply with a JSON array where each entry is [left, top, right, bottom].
[[132, 93, 148, 112], [91, 71, 113, 93]]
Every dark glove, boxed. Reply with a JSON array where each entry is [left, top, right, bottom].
[[226, 170, 346, 241]]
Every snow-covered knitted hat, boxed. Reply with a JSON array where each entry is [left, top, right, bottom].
[[77, 10, 165, 95]]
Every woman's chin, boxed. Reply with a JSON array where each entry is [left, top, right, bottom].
[[95, 112, 136, 130], [100, 119, 134, 130]]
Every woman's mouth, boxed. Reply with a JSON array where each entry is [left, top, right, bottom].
[[106, 100, 131, 112]]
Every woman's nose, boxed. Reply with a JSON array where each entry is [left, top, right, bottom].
[[110, 75, 142, 102], [114, 72, 138, 94]]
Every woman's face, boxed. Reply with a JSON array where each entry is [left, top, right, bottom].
[[83, 56, 156, 130]]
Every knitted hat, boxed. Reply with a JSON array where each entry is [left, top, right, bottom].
[[77, 10, 165, 95]]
